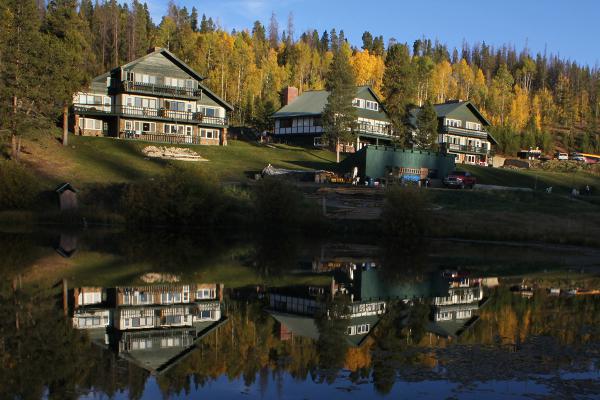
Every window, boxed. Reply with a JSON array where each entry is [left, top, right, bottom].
[[165, 100, 185, 111], [198, 106, 217, 117], [134, 121, 155, 133], [357, 324, 370, 334], [445, 118, 462, 128], [365, 100, 378, 111], [134, 73, 156, 84], [133, 97, 156, 109], [200, 310, 212, 319], [279, 118, 293, 128], [139, 292, 149, 304], [79, 118, 102, 130], [196, 289, 214, 299], [186, 126, 193, 136], [165, 77, 185, 87], [466, 121, 481, 131], [132, 317, 141, 328], [164, 124, 186, 135]]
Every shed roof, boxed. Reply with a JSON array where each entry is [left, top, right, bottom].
[[55, 182, 77, 194]]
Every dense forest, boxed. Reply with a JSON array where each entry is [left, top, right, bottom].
[[2, 0, 600, 158]]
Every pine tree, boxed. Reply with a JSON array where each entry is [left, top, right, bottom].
[[44, 0, 93, 146], [382, 43, 416, 146], [190, 6, 198, 32], [0, 0, 58, 159], [361, 31, 373, 52], [414, 100, 438, 149], [322, 45, 357, 163]]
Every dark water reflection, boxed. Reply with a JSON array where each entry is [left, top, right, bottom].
[[1, 230, 600, 399]]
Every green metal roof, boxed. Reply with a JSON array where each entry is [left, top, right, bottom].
[[272, 86, 390, 122]]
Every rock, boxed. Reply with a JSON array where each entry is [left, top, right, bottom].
[[141, 146, 208, 162]]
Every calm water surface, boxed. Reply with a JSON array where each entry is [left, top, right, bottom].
[[1, 230, 600, 399]]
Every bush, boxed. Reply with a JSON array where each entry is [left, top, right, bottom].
[[381, 186, 430, 246], [253, 178, 323, 232], [0, 161, 40, 210], [121, 167, 238, 228]]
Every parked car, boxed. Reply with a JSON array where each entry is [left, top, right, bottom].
[[443, 171, 476, 189], [554, 152, 569, 161], [569, 152, 586, 162]]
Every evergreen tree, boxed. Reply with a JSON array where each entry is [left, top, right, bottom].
[[382, 43, 416, 146], [322, 45, 357, 163], [320, 30, 329, 52], [372, 35, 384, 56], [44, 0, 93, 146], [190, 6, 198, 32], [0, 0, 58, 159], [414, 100, 438, 149]]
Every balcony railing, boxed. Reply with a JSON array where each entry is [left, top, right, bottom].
[[119, 131, 206, 145], [442, 143, 491, 155], [73, 105, 228, 126], [441, 125, 488, 139], [356, 122, 394, 136], [120, 80, 203, 99]]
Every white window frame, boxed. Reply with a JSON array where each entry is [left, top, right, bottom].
[[445, 118, 462, 128], [466, 121, 481, 131]]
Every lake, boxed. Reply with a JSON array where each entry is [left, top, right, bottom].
[[1, 229, 599, 399]]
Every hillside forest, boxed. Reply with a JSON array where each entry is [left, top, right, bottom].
[[2, 0, 600, 157]]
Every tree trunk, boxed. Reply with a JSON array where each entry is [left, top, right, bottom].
[[11, 133, 18, 161], [11, 95, 18, 160], [62, 104, 69, 146], [336, 138, 340, 163]]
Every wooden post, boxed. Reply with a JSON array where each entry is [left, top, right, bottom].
[[62, 104, 69, 146], [62, 279, 68, 317]]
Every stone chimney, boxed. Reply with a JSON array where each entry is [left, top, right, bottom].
[[281, 86, 299, 106]]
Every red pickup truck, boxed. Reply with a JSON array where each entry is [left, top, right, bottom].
[[443, 171, 476, 189]]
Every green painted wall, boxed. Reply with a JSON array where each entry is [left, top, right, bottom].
[[344, 145, 455, 179]]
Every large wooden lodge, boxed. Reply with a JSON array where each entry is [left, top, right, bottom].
[[72, 47, 233, 146]]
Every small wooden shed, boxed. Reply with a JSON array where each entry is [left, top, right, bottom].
[[55, 183, 78, 211]]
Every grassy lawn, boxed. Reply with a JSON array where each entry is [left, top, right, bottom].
[[21, 134, 338, 186], [461, 164, 599, 194]]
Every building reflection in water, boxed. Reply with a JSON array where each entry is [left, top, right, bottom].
[[67, 283, 227, 374], [267, 249, 499, 346]]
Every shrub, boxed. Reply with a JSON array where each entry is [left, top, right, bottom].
[[252, 178, 323, 232], [121, 167, 230, 228], [0, 161, 40, 210], [380, 186, 430, 246]]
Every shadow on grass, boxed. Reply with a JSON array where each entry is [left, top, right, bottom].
[[284, 159, 341, 172], [72, 138, 171, 182]]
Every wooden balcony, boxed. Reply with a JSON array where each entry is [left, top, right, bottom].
[[119, 131, 208, 145], [120, 80, 203, 100], [442, 142, 491, 155], [73, 105, 228, 126], [356, 122, 394, 137], [441, 125, 488, 139]]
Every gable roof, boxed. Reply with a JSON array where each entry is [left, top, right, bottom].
[[272, 86, 389, 122], [89, 48, 233, 111], [409, 101, 491, 127]]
